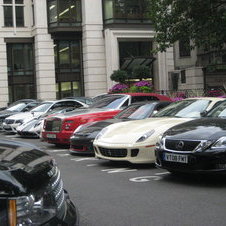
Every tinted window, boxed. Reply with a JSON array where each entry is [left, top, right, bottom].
[[154, 99, 210, 118], [131, 96, 158, 103], [90, 95, 128, 109], [207, 101, 226, 118], [116, 104, 155, 119], [31, 103, 53, 112]]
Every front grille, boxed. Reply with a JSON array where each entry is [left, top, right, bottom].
[[99, 147, 127, 157], [45, 119, 62, 132], [49, 167, 65, 211], [165, 139, 200, 152], [4, 119, 14, 124]]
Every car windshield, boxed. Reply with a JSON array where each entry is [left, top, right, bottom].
[[89, 95, 128, 109], [206, 101, 226, 118], [7, 103, 27, 112], [153, 99, 210, 118], [116, 104, 154, 120], [31, 102, 53, 112]]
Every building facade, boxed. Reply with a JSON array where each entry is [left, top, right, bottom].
[[169, 39, 226, 92], [0, 0, 174, 107]]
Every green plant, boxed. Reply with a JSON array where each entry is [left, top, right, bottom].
[[110, 70, 128, 83], [132, 65, 150, 80]]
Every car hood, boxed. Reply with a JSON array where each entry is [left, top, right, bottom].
[[75, 118, 128, 136], [0, 140, 54, 196], [0, 139, 53, 196], [5, 112, 43, 121], [49, 108, 115, 120], [97, 117, 191, 144], [0, 110, 16, 119], [164, 118, 226, 141]]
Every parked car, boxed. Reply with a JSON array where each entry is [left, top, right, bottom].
[[70, 101, 171, 155], [41, 93, 171, 146], [16, 106, 77, 138], [93, 97, 225, 164], [0, 101, 40, 130], [155, 100, 226, 174], [2, 99, 88, 133], [64, 96, 94, 105], [0, 139, 78, 225], [0, 99, 38, 111]]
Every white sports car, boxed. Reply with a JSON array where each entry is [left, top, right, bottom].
[[93, 97, 225, 164]]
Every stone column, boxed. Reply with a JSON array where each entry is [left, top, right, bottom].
[[0, 38, 9, 108], [33, 0, 56, 100], [82, 0, 107, 97]]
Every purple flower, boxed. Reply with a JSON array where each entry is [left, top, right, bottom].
[[134, 81, 152, 87], [109, 83, 128, 93]]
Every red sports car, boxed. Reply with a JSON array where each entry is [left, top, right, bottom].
[[41, 93, 171, 146]]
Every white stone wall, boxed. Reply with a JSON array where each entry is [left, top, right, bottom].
[[33, 0, 56, 100], [82, 0, 107, 97]]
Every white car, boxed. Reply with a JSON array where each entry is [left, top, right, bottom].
[[93, 97, 225, 164], [3, 99, 88, 133]]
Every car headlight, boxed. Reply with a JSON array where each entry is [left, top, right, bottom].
[[136, 130, 155, 143], [9, 194, 56, 226], [211, 137, 226, 149], [15, 119, 24, 125], [95, 127, 109, 140], [155, 134, 164, 149]]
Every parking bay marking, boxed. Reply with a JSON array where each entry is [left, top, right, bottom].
[[102, 168, 137, 173], [57, 153, 70, 157], [129, 172, 170, 183], [71, 157, 99, 162], [48, 149, 68, 153]]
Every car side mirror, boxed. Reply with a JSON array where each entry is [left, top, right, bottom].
[[152, 110, 158, 115], [200, 110, 207, 117]]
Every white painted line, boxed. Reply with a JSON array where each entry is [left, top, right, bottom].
[[129, 175, 161, 182], [155, 172, 170, 175], [57, 153, 70, 157], [72, 158, 98, 162], [49, 150, 68, 153], [87, 164, 98, 167], [102, 168, 137, 173]]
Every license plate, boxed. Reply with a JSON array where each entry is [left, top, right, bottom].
[[163, 153, 188, 163], [46, 133, 56, 139]]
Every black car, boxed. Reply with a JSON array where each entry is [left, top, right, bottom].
[[70, 101, 171, 155], [155, 100, 226, 174], [0, 139, 78, 225]]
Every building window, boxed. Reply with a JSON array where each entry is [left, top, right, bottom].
[[48, 0, 82, 27], [7, 43, 36, 102], [54, 39, 83, 98], [179, 39, 191, 57], [3, 0, 24, 27], [181, 70, 186, 83], [103, 0, 151, 24]]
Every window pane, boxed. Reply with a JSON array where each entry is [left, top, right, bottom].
[[23, 44, 33, 72], [59, 41, 70, 68], [104, 0, 113, 19], [71, 42, 80, 68], [15, 0, 23, 4], [70, 0, 81, 22], [4, 6, 13, 27], [61, 82, 72, 98], [13, 44, 25, 75], [16, 6, 24, 26], [49, 0, 57, 23], [12, 84, 35, 101], [58, 0, 71, 22], [72, 81, 81, 96], [3, 0, 12, 4]]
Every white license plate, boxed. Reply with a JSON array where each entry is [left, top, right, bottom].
[[163, 153, 188, 163], [46, 133, 56, 139]]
